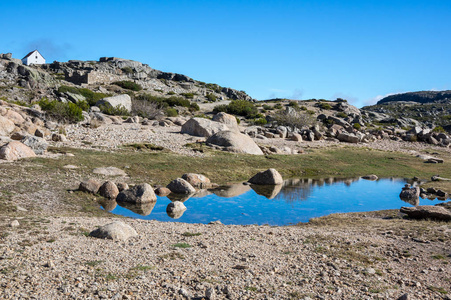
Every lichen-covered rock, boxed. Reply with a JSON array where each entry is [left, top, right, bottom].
[[78, 179, 102, 194], [206, 130, 263, 155], [400, 205, 451, 221], [116, 183, 157, 204], [89, 221, 138, 241], [181, 117, 229, 138], [167, 178, 196, 194], [96, 94, 132, 112], [212, 112, 238, 130], [0, 141, 36, 161], [21, 135, 48, 155], [248, 168, 283, 185], [166, 201, 187, 219], [181, 173, 211, 188], [0, 115, 16, 136], [98, 181, 120, 199]]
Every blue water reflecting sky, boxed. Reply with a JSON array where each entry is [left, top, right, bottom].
[[103, 178, 449, 226]]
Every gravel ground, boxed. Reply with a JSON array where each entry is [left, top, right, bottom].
[[0, 215, 450, 300]]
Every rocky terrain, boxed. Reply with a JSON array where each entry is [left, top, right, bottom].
[[0, 52, 450, 299]]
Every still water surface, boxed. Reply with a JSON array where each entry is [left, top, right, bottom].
[[101, 178, 449, 225]]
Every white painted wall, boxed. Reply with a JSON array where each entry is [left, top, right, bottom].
[[22, 50, 45, 65]]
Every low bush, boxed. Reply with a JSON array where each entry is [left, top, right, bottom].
[[136, 94, 193, 109], [353, 123, 362, 130], [181, 93, 195, 99], [254, 117, 268, 125], [319, 102, 332, 110], [113, 81, 142, 91], [206, 93, 217, 102], [189, 102, 200, 112], [121, 67, 134, 74], [38, 98, 84, 123], [288, 101, 299, 108], [262, 104, 273, 111], [166, 108, 178, 117], [57, 85, 108, 106], [274, 103, 283, 109], [336, 112, 348, 118], [212, 100, 258, 119], [98, 104, 130, 116], [131, 99, 163, 119], [272, 109, 316, 129], [432, 126, 445, 133]]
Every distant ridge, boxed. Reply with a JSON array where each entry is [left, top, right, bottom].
[[377, 90, 451, 105]]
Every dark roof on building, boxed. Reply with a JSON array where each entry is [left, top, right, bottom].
[[22, 50, 45, 60]]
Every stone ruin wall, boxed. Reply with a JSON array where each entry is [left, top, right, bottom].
[[65, 70, 127, 85]]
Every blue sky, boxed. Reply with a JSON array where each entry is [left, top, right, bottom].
[[1, 0, 450, 107]]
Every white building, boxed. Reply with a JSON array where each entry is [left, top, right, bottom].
[[22, 50, 45, 65]]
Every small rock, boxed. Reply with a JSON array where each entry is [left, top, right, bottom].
[[98, 181, 119, 199], [167, 178, 196, 194], [361, 175, 378, 181], [155, 187, 171, 196], [89, 221, 138, 241], [9, 220, 20, 227], [248, 168, 283, 185], [79, 179, 102, 194]]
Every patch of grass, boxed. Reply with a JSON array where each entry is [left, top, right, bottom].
[[86, 260, 104, 267], [428, 286, 448, 294], [432, 254, 446, 260], [172, 242, 192, 248], [245, 286, 258, 292], [124, 143, 164, 151], [105, 273, 118, 281], [182, 232, 202, 237], [160, 252, 185, 260], [113, 80, 142, 91], [46, 238, 56, 243], [131, 265, 155, 271]]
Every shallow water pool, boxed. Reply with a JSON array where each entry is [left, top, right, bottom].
[[101, 178, 449, 225]]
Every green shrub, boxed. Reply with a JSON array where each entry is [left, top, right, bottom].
[[38, 98, 84, 123], [300, 105, 307, 111], [212, 99, 258, 119], [319, 102, 332, 110], [167, 91, 176, 95], [136, 94, 191, 109], [288, 101, 299, 108], [57, 85, 79, 94], [353, 123, 361, 130], [166, 108, 178, 117], [121, 67, 134, 74], [189, 102, 200, 112], [336, 112, 348, 118], [98, 104, 130, 116], [254, 117, 268, 125], [206, 93, 217, 102], [306, 110, 315, 115], [432, 126, 445, 133], [272, 109, 316, 129], [78, 89, 108, 106], [262, 104, 273, 111], [181, 93, 195, 99], [113, 81, 142, 91], [274, 103, 283, 109]]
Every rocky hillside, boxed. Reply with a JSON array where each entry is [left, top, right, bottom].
[[376, 90, 451, 105], [0, 52, 253, 105], [362, 91, 451, 130]]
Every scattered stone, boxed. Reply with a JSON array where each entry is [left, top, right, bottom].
[[400, 205, 451, 221], [98, 181, 120, 199], [206, 130, 264, 155], [116, 183, 157, 204], [92, 167, 127, 176], [167, 178, 196, 194], [181, 117, 229, 138], [248, 168, 283, 185], [212, 112, 238, 130], [51, 133, 67, 142], [21, 135, 48, 155], [89, 221, 138, 241], [0, 141, 36, 161], [166, 201, 187, 219], [116, 182, 129, 192], [181, 173, 211, 188], [9, 220, 19, 227], [362, 175, 378, 181], [96, 94, 132, 112], [78, 179, 102, 194]]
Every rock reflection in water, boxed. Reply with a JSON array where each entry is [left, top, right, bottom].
[[99, 199, 117, 212], [167, 193, 193, 202], [250, 184, 283, 199], [213, 184, 251, 198], [117, 201, 156, 216]]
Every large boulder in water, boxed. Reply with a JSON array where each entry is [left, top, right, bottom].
[[116, 183, 157, 204], [166, 201, 187, 219], [167, 178, 196, 194], [248, 168, 283, 185], [181, 117, 229, 138], [181, 173, 211, 188], [399, 185, 420, 201], [206, 130, 263, 155]]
